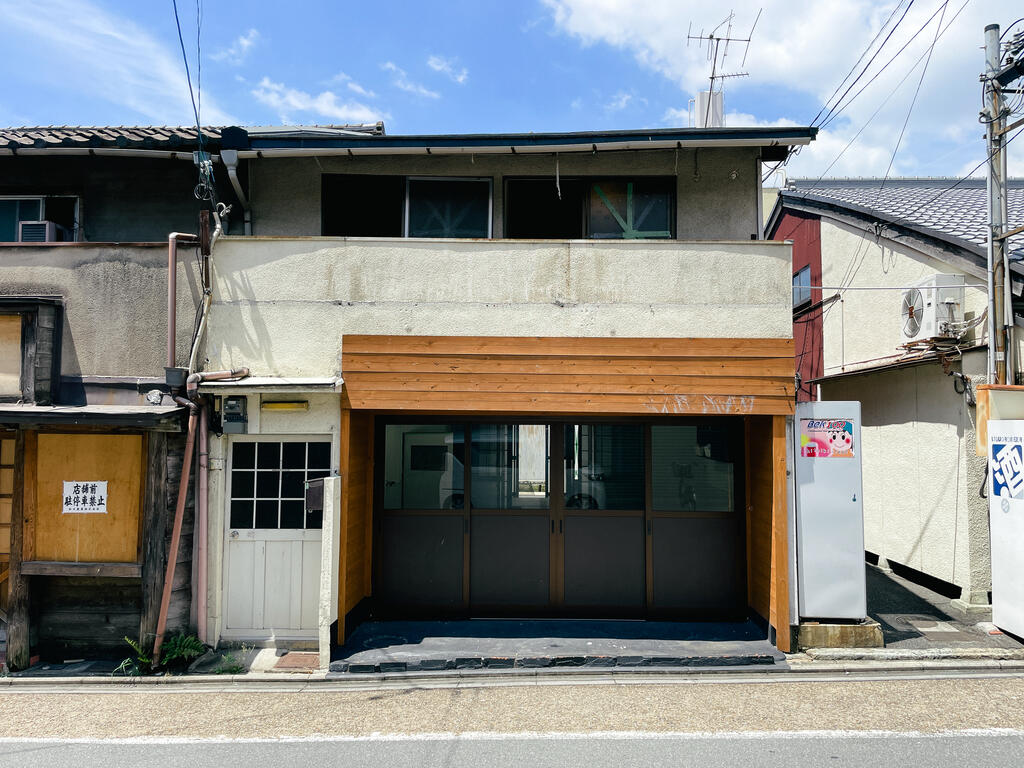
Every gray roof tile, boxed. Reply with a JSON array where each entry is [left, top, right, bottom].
[[784, 178, 1024, 261]]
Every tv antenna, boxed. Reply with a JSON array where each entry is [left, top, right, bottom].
[[687, 9, 761, 127]]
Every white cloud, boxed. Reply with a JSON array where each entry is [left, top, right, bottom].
[[383, 62, 440, 99], [0, 0, 233, 124], [211, 28, 259, 65], [252, 78, 388, 124], [544, 0, 1024, 179], [427, 55, 468, 84], [606, 92, 632, 111], [330, 72, 378, 99]]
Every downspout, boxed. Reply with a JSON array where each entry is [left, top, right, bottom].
[[167, 233, 200, 368], [221, 150, 252, 235]]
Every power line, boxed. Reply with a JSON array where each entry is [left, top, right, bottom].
[[878, 1, 949, 193], [811, 0, 915, 127], [814, 0, 917, 128], [171, 0, 202, 151]]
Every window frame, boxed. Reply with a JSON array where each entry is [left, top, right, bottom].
[[225, 434, 337, 531], [793, 265, 812, 308], [0, 195, 80, 242], [0, 298, 62, 405], [403, 176, 493, 239]]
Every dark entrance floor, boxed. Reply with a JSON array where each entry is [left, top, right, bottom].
[[329, 619, 784, 673]]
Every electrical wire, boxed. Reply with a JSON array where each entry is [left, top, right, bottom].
[[878, 1, 948, 195], [808, 0, 913, 128], [172, 0, 202, 153]]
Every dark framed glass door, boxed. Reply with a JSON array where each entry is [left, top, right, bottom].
[[374, 417, 745, 619]]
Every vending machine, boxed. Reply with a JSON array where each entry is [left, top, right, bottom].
[[793, 401, 867, 620]]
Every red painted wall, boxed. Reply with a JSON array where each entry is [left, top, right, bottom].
[[771, 210, 822, 401]]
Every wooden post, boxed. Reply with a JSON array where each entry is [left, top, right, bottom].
[[769, 415, 791, 652], [7, 430, 28, 670], [336, 405, 351, 644], [139, 432, 168, 650]]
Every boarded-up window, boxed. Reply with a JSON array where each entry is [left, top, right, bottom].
[[0, 316, 21, 396]]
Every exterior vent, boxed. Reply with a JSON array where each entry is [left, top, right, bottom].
[[18, 220, 70, 243], [900, 274, 965, 343]]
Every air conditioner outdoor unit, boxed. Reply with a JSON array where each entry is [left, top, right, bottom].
[[18, 220, 70, 243], [900, 274, 965, 342]]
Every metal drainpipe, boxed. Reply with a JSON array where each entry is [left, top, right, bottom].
[[153, 396, 199, 664], [167, 232, 199, 368], [221, 150, 252, 235]]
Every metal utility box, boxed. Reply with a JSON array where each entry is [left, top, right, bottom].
[[222, 396, 247, 434], [793, 401, 867, 620], [305, 477, 325, 513]]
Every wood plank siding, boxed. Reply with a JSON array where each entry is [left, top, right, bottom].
[[342, 336, 795, 416], [338, 408, 374, 642]]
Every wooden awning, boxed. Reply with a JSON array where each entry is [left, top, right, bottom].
[[341, 335, 794, 416]]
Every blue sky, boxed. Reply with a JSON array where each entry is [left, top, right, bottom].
[[1, 0, 1022, 178]]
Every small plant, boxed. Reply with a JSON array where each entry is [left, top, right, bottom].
[[161, 633, 206, 670], [112, 635, 152, 677], [213, 642, 253, 675]]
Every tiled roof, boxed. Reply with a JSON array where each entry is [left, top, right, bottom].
[[782, 178, 1024, 262], [0, 124, 384, 151]]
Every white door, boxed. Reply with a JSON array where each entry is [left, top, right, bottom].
[[223, 437, 333, 639]]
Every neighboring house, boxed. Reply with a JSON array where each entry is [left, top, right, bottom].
[[768, 178, 1024, 617], [2, 121, 817, 668]]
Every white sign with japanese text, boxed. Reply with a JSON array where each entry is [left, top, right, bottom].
[[988, 420, 1024, 638], [62, 481, 108, 514]]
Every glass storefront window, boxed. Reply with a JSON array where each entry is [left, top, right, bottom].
[[383, 424, 465, 509], [471, 424, 549, 509], [564, 424, 644, 509], [651, 425, 735, 512]]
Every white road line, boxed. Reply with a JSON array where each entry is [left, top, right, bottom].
[[1, 729, 1023, 744]]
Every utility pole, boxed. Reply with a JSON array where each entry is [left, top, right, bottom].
[[984, 23, 1024, 384]]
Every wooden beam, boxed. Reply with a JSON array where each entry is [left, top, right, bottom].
[[342, 335, 795, 359], [7, 429, 28, 670], [769, 415, 791, 653], [22, 431, 36, 563], [139, 431, 168, 651], [20, 560, 143, 578]]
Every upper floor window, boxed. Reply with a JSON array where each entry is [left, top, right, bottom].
[[321, 175, 490, 238], [0, 298, 62, 405], [505, 177, 675, 239], [0, 315, 20, 398], [0, 196, 78, 242], [793, 265, 812, 308]]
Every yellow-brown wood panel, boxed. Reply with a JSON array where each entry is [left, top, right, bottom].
[[341, 335, 794, 417], [338, 408, 374, 642], [745, 416, 773, 621], [769, 415, 791, 653], [33, 434, 144, 563]]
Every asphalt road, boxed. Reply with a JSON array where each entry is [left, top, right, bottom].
[[1, 674, 1024, 765], [3, 732, 1024, 768]]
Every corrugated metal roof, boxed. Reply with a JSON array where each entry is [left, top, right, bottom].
[[0, 123, 384, 151], [782, 178, 1024, 261]]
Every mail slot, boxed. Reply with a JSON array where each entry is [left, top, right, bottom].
[[305, 477, 325, 512]]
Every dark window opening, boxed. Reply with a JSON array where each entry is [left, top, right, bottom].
[[407, 178, 490, 238], [505, 179, 586, 238], [321, 174, 404, 237]]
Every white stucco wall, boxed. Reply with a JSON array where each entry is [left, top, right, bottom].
[[204, 237, 793, 378], [248, 148, 763, 241], [819, 218, 987, 376], [821, 351, 990, 603]]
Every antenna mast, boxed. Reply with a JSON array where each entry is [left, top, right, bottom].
[[687, 8, 761, 127]]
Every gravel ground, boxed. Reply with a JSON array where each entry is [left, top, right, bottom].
[[1, 677, 1024, 739]]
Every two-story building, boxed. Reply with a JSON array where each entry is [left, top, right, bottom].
[[2, 122, 816, 668]]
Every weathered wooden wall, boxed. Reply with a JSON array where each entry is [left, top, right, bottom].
[[33, 433, 143, 563], [163, 432, 194, 634]]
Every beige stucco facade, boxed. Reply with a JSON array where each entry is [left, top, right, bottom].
[[204, 237, 793, 378], [0, 244, 202, 378], [819, 218, 988, 376]]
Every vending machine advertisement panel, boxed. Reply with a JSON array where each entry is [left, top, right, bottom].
[[794, 401, 867, 620]]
